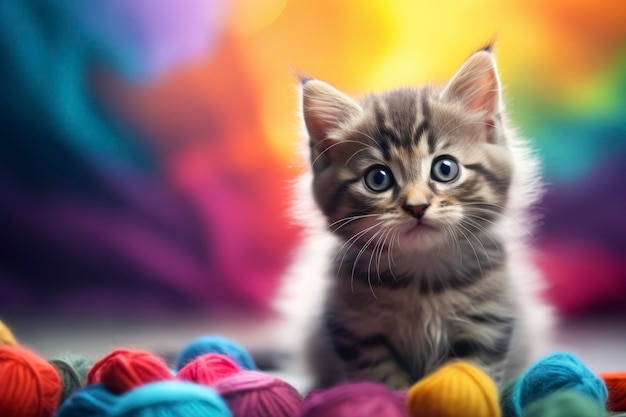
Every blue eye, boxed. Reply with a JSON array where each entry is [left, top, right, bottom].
[[431, 156, 460, 183], [364, 165, 395, 192]]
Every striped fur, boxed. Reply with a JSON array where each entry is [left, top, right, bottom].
[[281, 49, 552, 390]]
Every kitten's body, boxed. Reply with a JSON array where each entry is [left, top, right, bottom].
[[278, 48, 551, 390]]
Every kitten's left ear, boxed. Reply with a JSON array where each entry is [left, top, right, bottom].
[[441, 48, 502, 117]]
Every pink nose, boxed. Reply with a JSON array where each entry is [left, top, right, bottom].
[[403, 204, 429, 219]]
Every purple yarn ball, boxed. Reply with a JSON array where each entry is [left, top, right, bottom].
[[300, 382, 408, 417], [215, 371, 302, 417]]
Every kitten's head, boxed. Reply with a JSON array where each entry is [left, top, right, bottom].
[[300, 48, 514, 251]]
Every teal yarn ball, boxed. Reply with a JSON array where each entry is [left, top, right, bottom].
[[109, 380, 232, 417], [55, 383, 118, 417], [510, 352, 608, 416], [50, 355, 93, 404], [522, 390, 605, 417], [500, 377, 518, 417], [176, 335, 256, 371]]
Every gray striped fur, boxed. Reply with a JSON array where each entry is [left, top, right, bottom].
[[281, 48, 552, 390]]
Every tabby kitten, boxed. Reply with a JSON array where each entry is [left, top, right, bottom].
[[291, 47, 551, 390]]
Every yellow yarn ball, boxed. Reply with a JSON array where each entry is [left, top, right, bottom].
[[0, 319, 17, 346], [407, 361, 501, 417]]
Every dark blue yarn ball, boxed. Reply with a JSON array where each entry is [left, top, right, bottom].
[[55, 383, 118, 417]]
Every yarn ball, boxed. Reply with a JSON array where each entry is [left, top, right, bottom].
[[87, 349, 173, 394], [508, 352, 608, 417], [500, 377, 519, 417], [600, 371, 626, 411], [176, 335, 256, 370], [177, 352, 242, 386], [214, 370, 302, 417], [108, 380, 232, 417], [521, 390, 605, 417], [301, 381, 407, 417], [0, 319, 17, 345], [407, 361, 500, 417], [55, 384, 118, 417], [0, 345, 62, 417], [50, 355, 94, 404]]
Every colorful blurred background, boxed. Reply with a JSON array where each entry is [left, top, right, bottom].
[[1, 0, 625, 327]]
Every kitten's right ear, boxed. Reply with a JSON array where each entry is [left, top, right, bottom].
[[300, 79, 362, 151], [441, 48, 501, 116]]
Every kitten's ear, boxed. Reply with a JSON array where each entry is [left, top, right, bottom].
[[441, 48, 501, 116], [300, 79, 362, 150]]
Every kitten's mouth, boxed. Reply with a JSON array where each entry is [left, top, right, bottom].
[[406, 219, 437, 234]]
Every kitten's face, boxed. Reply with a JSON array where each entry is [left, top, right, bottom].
[[302, 50, 513, 252]]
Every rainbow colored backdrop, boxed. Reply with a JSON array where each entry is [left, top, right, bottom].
[[0, 0, 625, 317]]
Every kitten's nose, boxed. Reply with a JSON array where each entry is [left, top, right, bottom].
[[403, 203, 430, 219]]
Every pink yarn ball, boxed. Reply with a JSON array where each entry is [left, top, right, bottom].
[[300, 382, 408, 417], [177, 353, 241, 386], [215, 371, 302, 417]]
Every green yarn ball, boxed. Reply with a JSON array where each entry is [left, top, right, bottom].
[[522, 390, 605, 417], [500, 377, 519, 417], [50, 355, 94, 404]]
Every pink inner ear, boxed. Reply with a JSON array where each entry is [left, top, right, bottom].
[[444, 51, 501, 118], [303, 105, 334, 147], [464, 70, 498, 114]]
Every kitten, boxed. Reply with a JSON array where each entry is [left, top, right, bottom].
[[279, 46, 552, 391]]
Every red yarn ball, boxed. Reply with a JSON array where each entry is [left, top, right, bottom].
[[177, 353, 242, 386], [601, 372, 626, 411], [0, 345, 62, 417], [301, 382, 408, 417], [87, 348, 173, 394], [215, 370, 302, 417]]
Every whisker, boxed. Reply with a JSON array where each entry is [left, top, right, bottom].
[[329, 213, 380, 233], [462, 208, 532, 237], [376, 228, 393, 284], [334, 222, 383, 287], [461, 217, 504, 257], [457, 221, 493, 271], [344, 147, 370, 166], [453, 224, 484, 279], [461, 202, 508, 210], [354, 229, 385, 299], [395, 227, 405, 254], [444, 223, 462, 270], [344, 128, 384, 151], [311, 139, 376, 168], [387, 230, 400, 283], [367, 229, 386, 288]]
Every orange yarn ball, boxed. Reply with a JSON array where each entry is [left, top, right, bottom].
[[87, 348, 173, 394], [177, 353, 242, 386], [0, 345, 62, 417], [600, 372, 626, 411], [0, 319, 17, 345]]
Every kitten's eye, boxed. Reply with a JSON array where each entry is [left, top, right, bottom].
[[431, 156, 460, 183], [364, 165, 395, 192]]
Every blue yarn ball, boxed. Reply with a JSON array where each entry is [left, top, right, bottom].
[[108, 380, 232, 417], [55, 384, 118, 417], [512, 352, 608, 416], [176, 335, 256, 371]]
